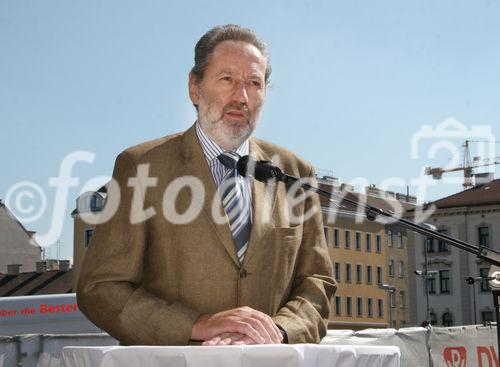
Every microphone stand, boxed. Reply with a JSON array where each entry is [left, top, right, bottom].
[[248, 160, 500, 352]]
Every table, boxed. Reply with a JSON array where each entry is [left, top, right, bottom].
[[62, 344, 400, 367]]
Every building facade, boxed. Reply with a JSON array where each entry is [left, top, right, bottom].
[[385, 223, 411, 328], [0, 200, 42, 274], [408, 178, 500, 327], [324, 210, 389, 329], [320, 180, 415, 329], [71, 185, 107, 289]]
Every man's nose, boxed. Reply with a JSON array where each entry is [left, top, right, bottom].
[[232, 82, 249, 104]]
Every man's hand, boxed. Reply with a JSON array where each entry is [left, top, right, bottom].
[[191, 306, 283, 344], [202, 332, 255, 346]]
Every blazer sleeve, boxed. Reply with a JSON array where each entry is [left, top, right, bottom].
[[76, 151, 200, 345], [272, 166, 337, 344]]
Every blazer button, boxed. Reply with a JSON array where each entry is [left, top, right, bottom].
[[240, 269, 248, 278]]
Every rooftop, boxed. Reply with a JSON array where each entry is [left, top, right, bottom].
[[407, 178, 500, 212], [318, 182, 416, 219], [0, 263, 73, 296]]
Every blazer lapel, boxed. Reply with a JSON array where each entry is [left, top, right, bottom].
[[178, 124, 240, 267], [242, 139, 278, 267]]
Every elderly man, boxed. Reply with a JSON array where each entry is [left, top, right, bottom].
[[77, 24, 336, 346]]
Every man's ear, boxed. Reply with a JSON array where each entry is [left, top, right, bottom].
[[188, 72, 200, 106]]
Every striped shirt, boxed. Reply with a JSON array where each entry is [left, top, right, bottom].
[[195, 122, 253, 218]]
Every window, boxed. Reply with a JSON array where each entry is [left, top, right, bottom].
[[427, 276, 436, 294], [387, 229, 393, 247], [346, 263, 352, 283], [398, 261, 404, 277], [90, 195, 101, 211], [482, 310, 494, 323], [357, 297, 363, 317], [335, 296, 341, 316], [480, 268, 490, 292], [84, 229, 94, 248], [438, 229, 449, 252], [334, 229, 340, 247], [429, 311, 437, 325], [356, 264, 362, 283], [426, 237, 435, 253], [390, 292, 395, 308], [355, 232, 361, 250], [377, 299, 384, 318], [440, 270, 451, 294], [345, 230, 351, 248], [377, 266, 383, 284], [376, 235, 382, 253], [478, 227, 490, 248], [388, 260, 394, 277], [399, 290, 405, 308], [442, 312, 453, 327], [397, 232, 403, 248], [346, 297, 352, 316], [334, 262, 341, 282], [368, 298, 373, 317], [324, 227, 329, 244], [366, 233, 372, 252], [366, 265, 373, 284]]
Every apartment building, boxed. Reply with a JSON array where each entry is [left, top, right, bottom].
[[408, 177, 500, 327], [320, 179, 415, 329]]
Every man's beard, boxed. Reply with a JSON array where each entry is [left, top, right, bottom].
[[197, 94, 260, 151]]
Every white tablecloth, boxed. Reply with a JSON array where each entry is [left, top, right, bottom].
[[62, 344, 400, 367]]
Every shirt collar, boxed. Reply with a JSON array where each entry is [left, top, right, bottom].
[[195, 121, 250, 163]]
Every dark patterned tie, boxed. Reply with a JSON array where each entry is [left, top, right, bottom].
[[217, 152, 251, 263]]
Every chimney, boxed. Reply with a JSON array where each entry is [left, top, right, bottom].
[[59, 260, 70, 271], [7, 264, 22, 275], [46, 259, 60, 271], [36, 261, 46, 273], [37, 260, 61, 272]]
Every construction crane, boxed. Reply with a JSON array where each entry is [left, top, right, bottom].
[[425, 140, 500, 190]]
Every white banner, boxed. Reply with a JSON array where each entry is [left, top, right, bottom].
[[430, 325, 498, 367], [322, 327, 429, 367]]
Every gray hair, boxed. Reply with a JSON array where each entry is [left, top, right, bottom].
[[191, 24, 271, 85]]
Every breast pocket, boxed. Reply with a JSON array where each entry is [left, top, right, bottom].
[[273, 225, 303, 242], [269, 225, 303, 267]]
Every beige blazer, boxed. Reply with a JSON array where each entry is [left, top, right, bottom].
[[77, 124, 336, 345]]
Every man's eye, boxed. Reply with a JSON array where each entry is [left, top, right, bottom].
[[221, 76, 232, 82], [250, 80, 262, 88]]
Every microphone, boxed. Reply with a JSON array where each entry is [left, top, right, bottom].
[[237, 155, 285, 182]]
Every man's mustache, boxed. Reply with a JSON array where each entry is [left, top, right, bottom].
[[222, 103, 250, 119]]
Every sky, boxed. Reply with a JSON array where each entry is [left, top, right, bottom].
[[1, 0, 499, 262]]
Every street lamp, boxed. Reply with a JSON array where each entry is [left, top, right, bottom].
[[378, 283, 396, 328], [415, 269, 438, 324]]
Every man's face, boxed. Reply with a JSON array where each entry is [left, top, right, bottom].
[[189, 40, 267, 151]]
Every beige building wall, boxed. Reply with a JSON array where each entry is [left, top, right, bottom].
[[324, 210, 391, 329], [385, 224, 411, 328]]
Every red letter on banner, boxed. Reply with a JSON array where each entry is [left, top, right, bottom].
[[444, 347, 467, 367]]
